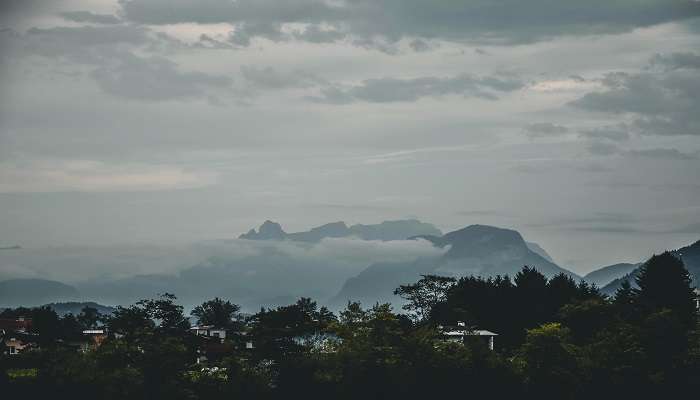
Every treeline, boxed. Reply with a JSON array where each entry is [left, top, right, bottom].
[[1, 252, 699, 399]]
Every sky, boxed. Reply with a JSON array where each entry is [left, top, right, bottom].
[[1, 0, 700, 274]]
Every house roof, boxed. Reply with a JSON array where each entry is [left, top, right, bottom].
[[443, 329, 498, 336]]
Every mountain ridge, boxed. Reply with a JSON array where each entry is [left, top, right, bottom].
[[331, 224, 578, 307], [240, 219, 442, 242]]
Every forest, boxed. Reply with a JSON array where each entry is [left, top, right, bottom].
[[1, 251, 699, 400]]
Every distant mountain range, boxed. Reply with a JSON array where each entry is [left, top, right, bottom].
[[583, 263, 639, 288], [601, 239, 700, 294], [331, 225, 579, 307], [240, 219, 443, 242], [0, 279, 79, 307], [1, 219, 697, 310], [45, 301, 116, 316]]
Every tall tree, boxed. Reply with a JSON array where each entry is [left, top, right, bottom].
[[77, 306, 101, 330], [635, 252, 697, 329], [191, 298, 242, 329], [394, 275, 456, 323], [137, 293, 190, 335]]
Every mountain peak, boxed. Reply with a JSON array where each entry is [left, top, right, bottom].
[[239, 220, 286, 240], [239, 219, 441, 242]]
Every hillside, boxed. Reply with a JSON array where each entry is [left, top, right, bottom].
[[601, 239, 700, 294], [331, 225, 578, 307], [583, 263, 639, 288], [0, 279, 79, 307]]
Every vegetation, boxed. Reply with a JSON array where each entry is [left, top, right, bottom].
[[1, 251, 699, 399]]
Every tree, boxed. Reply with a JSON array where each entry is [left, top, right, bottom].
[[30, 306, 62, 345], [635, 252, 697, 329], [104, 304, 154, 340], [394, 275, 456, 323], [77, 306, 101, 330], [516, 323, 581, 399], [137, 293, 190, 335], [191, 298, 242, 329]]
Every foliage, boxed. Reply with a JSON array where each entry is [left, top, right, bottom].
[[2, 260, 699, 399]]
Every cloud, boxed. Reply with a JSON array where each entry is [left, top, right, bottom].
[[587, 142, 621, 156], [586, 142, 698, 160], [117, 0, 700, 47], [310, 73, 524, 104], [571, 52, 700, 136], [650, 52, 700, 71], [627, 148, 699, 160], [91, 53, 233, 102], [579, 124, 630, 141], [60, 11, 121, 25], [524, 122, 569, 138], [0, 159, 217, 193], [5, 25, 232, 102], [667, 222, 700, 234], [240, 66, 325, 90]]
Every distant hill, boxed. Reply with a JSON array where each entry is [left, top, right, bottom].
[[0, 279, 79, 307], [601, 239, 700, 295], [331, 225, 578, 307], [240, 219, 442, 242], [44, 301, 115, 317], [583, 263, 639, 288], [526, 242, 555, 264]]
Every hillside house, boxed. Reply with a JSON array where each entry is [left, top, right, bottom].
[[439, 322, 498, 350], [191, 325, 227, 340], [4, 337, 31, 355], [0, 316, 32, 333], [80, 329, 108, 352]]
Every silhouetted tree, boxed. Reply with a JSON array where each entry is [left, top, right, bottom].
[[394, 274, 456, 323], [191, 298, 242, 329], [635, 252, 697, 329]]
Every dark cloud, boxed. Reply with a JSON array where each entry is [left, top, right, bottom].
[[571, 52, 700, 136], [3, 25, 230, 102], [310, 73, 524, 104], [60, 11, 121, 25], [117, 0, 700, 47], [524, 122, 569, 138]]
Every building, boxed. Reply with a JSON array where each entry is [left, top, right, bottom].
[[439, 322, 498, 350], [190, 325, 227, 340], [4, 336, 31, 355], [80, 329, 108, 352], [0, 316, 32, 333]]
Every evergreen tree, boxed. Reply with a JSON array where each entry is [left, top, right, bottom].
[[635, 252, 697, 329]]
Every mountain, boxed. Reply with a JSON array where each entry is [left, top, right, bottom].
[[526, 242, 555, 263], [331, 225, 578, 307], [0, 279, 79, 307], [583, 263, 639, 288], [240, 219, 442, 242], [601, 239, 700, 295], [240, 220, 287, 240], [45, 301, 116, 317]]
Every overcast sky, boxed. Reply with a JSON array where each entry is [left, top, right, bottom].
[[1, 0, 700, 273]]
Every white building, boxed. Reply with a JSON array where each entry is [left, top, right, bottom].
[[190, 326, 227, 340], [439, 322, 498, 350]]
